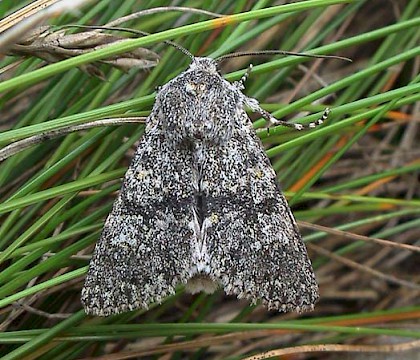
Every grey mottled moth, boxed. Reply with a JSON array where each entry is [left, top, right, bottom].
[[81, 47, 330, 316]]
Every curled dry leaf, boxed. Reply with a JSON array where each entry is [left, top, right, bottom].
[[5, 26, 159, 76]]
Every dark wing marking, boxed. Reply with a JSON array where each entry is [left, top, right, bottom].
[[202, 113, 319, 312], [82, 128, 197, 316]]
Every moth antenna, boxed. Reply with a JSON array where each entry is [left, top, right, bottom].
[[63, 24, 194, 60], [216, 50, 352, 64]]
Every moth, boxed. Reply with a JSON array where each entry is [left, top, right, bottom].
[[81, 47, 330, 316]]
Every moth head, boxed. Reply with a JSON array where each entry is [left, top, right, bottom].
[[189, 57, 220, 74]]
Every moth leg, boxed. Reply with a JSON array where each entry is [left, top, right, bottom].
[[269, 107, 330, 130], [243, 94, 330, 131], [234, 64, 253, 90]]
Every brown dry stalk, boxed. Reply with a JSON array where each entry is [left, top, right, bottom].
[[243, 340, 420, 360], [309, 243, 420, 290], [299, 220, 420, 253], [0, 0, 59, 32], [0, 0, 92, 50], [78, 331, 274, 360], [77, 337, 420, 360], [0, 117, 146, 161], [105, 7, 224, 27]]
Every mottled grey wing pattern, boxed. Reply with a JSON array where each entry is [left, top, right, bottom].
[[81, 126, 196, 316], [82, 56, 319, 316], [203, 113, 319, 312]]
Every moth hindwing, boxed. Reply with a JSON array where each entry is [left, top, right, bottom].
[[81, 57, 319, 316]]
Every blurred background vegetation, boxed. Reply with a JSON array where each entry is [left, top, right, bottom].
[[0, 0, 419, 359]]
